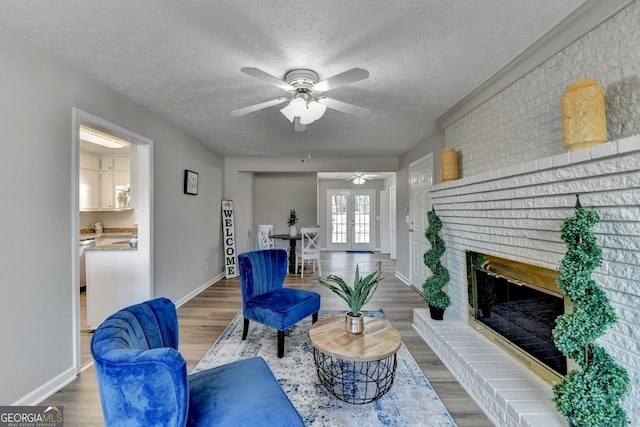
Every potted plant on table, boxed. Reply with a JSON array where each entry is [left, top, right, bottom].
[[552, 196, 629, 427], [423, 208, 451, 320], [318, 261, 383, 334], [287, 209, 298, 236]]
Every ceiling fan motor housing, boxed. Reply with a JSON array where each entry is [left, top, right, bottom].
[[285, 69, 319, 90]]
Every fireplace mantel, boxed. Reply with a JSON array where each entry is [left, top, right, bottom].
[[418, 136, 640, 425]]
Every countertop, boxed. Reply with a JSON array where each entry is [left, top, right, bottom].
[[80, 230, 138, 252]]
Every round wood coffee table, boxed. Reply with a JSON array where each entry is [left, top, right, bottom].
[[309, 315, 402, 404]]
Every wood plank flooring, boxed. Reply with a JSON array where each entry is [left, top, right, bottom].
[[44, 252, 493, 426]]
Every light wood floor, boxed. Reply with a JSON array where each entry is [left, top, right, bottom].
[[45, 252, 493, 426]]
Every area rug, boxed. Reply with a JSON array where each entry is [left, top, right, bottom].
[[345, 250, 375, 254], [193, 309, 458, 427]]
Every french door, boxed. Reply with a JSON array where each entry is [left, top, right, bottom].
[[326, 189, 375, 251]]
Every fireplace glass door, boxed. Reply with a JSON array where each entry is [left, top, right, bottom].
[[467, 251, 569, 382]]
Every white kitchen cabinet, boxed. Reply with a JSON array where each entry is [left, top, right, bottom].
[[80, 152, 100, 170], [101, 157, 114, 170], [113, 156, 130, 171], [86, 249, 151, 329], [80, 153, 132, 210], [79, 168, 99, 209], [79, 152, 100, 210], [101, 171, 115, 209]]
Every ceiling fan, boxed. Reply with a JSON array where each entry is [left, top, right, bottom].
[[231, 67, 370, 132], [346, 172, 377, 185]]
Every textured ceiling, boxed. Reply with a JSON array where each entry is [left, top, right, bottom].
[[0, 0, 588, 158]]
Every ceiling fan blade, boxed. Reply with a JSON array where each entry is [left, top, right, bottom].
[[231, 98, 288, 116], [313, 68, 369, 92], [318, 97, 370, 118], [240, 67, 294, 91]]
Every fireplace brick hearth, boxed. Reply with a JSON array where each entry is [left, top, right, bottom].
[[417, 136, 640, 426], [414, 310, 565, 427]]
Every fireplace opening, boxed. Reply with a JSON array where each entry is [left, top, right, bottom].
[[467, 251, 570, 384]]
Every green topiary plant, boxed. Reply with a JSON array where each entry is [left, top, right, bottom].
[[422, 208, 451, 318], [552, 195, 629, 427]]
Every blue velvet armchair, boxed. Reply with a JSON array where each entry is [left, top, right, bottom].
[[90, 297, 304, 427], [239, 248, 321, 358]]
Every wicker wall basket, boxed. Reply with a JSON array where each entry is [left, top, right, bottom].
[[561, 79, 607, 152], [440, 148, 459, 182]]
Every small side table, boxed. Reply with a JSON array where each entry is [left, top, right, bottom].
[[271, 233, 300, 274], [309, 315, 402, 404]]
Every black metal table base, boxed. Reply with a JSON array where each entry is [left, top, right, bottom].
[[313, 349, 398, 404]]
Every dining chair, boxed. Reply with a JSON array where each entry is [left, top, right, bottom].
[[257, 224, 274, 250], [239, 249, 320, 358], [295, 227, 322, 279]]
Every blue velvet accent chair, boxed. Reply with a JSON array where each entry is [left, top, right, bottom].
[[91, 297, 304, 427], [239, 248, 321, 358]]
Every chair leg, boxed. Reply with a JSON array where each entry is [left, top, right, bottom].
[[312, 312, 318, 324], [242, 318, 249, 340], [277, 330, 285, 358]]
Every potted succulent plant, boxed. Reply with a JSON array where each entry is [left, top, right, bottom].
[[318, 261, 383, 334], [552, 196, 629, 427], [287, 209, 298, 236], [423, 208, 451, 320]]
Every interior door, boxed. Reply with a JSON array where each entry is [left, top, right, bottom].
[[409, 154, 433, 290], [327, 189, 375, 251]]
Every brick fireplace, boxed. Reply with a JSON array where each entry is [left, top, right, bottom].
[[414, 137, 640, 426]]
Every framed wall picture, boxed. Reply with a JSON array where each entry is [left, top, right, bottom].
[[184, 169, 198, 195]]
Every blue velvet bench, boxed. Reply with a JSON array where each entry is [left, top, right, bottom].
[[91, 297, 304, 427]]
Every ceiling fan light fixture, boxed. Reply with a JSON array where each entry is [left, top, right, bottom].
[[281, 96, 327, 125], [353, 176, 366, 185], [306, 100, 326, 120], [280, 97, 306, 122]]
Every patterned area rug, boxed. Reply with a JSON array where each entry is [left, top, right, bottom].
[[193, 309, 457, 427]]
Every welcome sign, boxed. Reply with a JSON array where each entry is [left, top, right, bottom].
[[221, 200, 237, 278]]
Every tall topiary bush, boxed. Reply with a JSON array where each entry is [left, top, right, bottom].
[[423, 208, 451, 319], [552, 196, 629, 427]]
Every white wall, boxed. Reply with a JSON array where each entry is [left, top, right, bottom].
[[224, 156, 399, 255], [444, 1, 640, 177], [0, 23, 224, 404], [438, 1, 640, 422], [253, 173, 318, 249]]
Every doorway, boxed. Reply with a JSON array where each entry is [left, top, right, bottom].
[[326, 189, 376, 251], [409, 154, 433, 290], [71, 108, 153, 372]]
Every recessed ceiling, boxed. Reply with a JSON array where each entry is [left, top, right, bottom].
[[0, 1, 589, 158]]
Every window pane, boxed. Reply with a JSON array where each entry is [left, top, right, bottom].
[[331, 195, 347, 244], [353, 195, 370, 244]]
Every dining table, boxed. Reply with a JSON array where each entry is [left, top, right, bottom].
[[271, 233, 301, 274]]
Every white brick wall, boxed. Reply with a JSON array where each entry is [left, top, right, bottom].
[[437, 2, 640, 423], [445, 0, 640, 178], [430, 137, 640, 425]]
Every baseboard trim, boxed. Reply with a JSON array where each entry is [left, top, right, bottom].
[[24, 272, 225, 405], [174, 272, 225, 309], [395, 271, 411, 286], [13, 366, 76, 406]]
